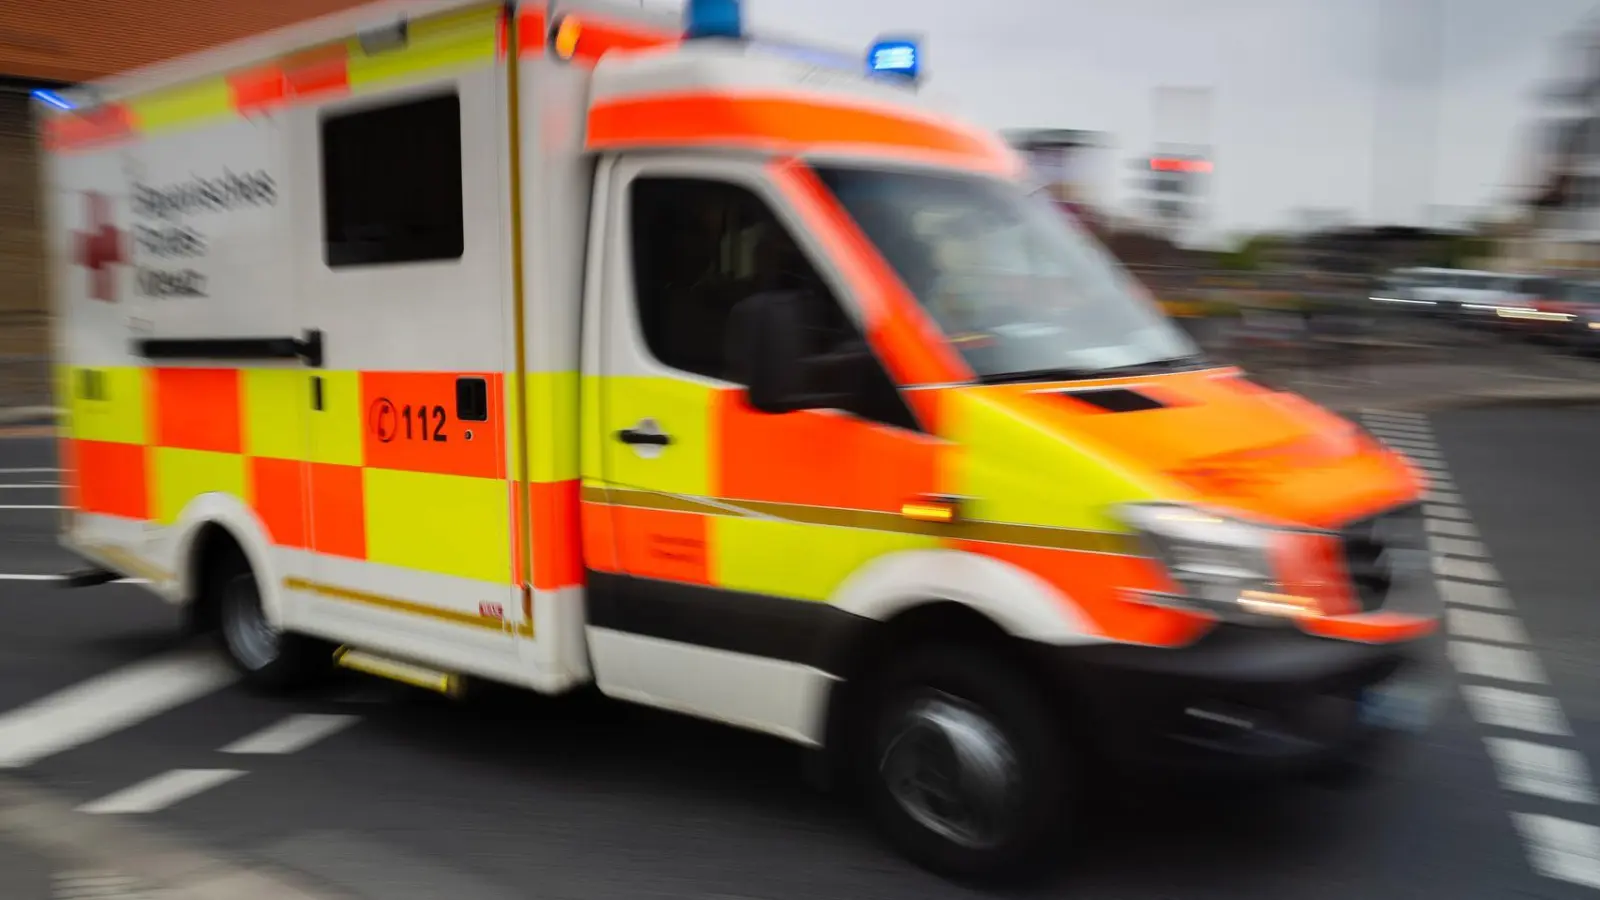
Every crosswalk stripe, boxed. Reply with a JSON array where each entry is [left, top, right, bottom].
[[1514, 814, 1600, 889], [0, 648, 236, 768], [1484, 739, 1597, 803], [76, 768, 245, 815], [1461, 686, 1572, 736]]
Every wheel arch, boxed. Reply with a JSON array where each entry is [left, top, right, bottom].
[[169, 493, 287, 631], [815, 548, 1104, 769]]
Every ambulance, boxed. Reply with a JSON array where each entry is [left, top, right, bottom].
[[38, 0, 1440, 881]]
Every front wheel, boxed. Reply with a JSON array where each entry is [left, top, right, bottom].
[[856, 643, 1075, 884]]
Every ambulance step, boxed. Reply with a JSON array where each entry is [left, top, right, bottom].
[[58, 568, 120, 589], [332, 647, 462, 697]]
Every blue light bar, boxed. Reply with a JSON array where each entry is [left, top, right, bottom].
[[867, 39, 919, 81], [685, 0, 742, 40], [31, 89, 74, 112]]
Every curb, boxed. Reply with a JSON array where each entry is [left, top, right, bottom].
[[0, 775, 353, 899]]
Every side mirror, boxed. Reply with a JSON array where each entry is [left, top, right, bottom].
[[726, 290, 853, 414]]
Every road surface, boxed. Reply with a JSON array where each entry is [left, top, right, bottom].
[[0, 410, 1599, 898]]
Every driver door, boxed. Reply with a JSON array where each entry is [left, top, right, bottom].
[[585, 156, 942, 727]]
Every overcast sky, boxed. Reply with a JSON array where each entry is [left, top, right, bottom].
[[736, 0, 1598, 238]]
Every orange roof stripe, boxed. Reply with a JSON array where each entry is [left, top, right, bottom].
[[587, 91, 1014, 174]]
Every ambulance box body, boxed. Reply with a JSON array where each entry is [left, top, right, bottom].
[[39, 0, 1438, 880]]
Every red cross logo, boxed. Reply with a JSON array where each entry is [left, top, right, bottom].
[[73, 192, 124, 302]]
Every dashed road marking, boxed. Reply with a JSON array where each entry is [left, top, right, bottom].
[[1449, 608, 1532, 645], [1365, 410, 1600, 893], [0, 574, 143, 584], [1484, 739, 1598, 803], [1430, 536, 1488, 558], [51, 869, 157, 900], [1449, 641, 1550, 684], [77, 768, 245, 815], [222, 714, 359, 756], [1439, 580, 1513, 609], [0, 648, 236, 768], [1514, 814, 1600, 890], [1462, 686, 1573, 737], [0, 504, 66, 510], [1434, 555, 1499, 582], [1428, 518, 1478, 537]]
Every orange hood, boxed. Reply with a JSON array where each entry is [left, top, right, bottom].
[[963, 367, 1422, 530]]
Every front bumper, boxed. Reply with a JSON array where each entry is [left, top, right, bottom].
[[1047, 571, 1443, 776]]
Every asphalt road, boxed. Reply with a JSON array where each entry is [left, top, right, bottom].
[[2, 415, 1600, 899]]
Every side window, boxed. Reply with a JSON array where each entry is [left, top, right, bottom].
[[627, 176, 920, 432], [320, 92, 464, 268]]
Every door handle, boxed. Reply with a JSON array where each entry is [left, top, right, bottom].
[[616, 419, 671, 446]]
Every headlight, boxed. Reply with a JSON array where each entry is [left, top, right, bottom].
[[1118, 502, 1313, 623]]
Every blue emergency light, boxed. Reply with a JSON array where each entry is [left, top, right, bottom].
[[31, 89, 74, 111], [685, 0, 743, 40], [867, 39, 920, 81]]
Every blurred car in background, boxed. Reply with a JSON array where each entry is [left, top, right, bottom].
[[1540, 280, 1600, 352]]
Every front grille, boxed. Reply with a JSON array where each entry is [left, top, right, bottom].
[[1338, 503, 1425, 612]]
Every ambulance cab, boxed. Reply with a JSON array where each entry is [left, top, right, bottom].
[[39, 0, 1440, 881]]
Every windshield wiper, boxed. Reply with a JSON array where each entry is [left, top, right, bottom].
[[977, 367, 1101, 385], [1085, 354, 1213, 378]]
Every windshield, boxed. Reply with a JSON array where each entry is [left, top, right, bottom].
[[812, 165, 1199, 382]]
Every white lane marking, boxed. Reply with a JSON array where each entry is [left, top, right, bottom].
[[1430, 535, 1488, 558], [1362, 409, 1428, 421], [1370, 424, 1435, 438], [1449, 608, 1531, 645], [221, 713, 359, 755], [51, 870, 152, 899], [1484, 739, 1598, 803], [76, 768, 245, 815], [1433, 555, 1499, 582], [1428, 518, 1478, 537], [1514, 814, 1600, 889], [0, 505, 65, 510], [0, 574, 143, 584], [1427, 504, 1470, 520], [1449, 641, 1549, 684], [0, 468, 60, 474], [1426, 490, 1462, 504], [1412, 458, 1450, 471], [1427, 477, 1458, 491], [0, 648, 237, 768], [1462, 686, 1573, 736], [1403, 446, 1442, 459], [1439, 579, 1513, 609], [0, 484, 60, 489]]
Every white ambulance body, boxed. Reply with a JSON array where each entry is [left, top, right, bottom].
[[38, 0, 1440, 881]]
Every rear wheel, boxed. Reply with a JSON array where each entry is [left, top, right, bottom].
[[213, 554, 329, 692], [855, 643, 1074, 884]]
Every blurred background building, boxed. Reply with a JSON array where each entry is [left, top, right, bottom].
[[0, 0, 367, 357]]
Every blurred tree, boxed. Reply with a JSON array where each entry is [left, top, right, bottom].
[[1219, 233, 1281, 271]]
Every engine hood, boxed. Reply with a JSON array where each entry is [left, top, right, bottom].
[[949, 367, 1422, 530]]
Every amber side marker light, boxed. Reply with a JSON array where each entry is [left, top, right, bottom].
[[901, 495, 962, 524], [552, 15, 582, 61]]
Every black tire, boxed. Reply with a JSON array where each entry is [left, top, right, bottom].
[[212, 555, 330, 692], [854, 642, 1074, 885]]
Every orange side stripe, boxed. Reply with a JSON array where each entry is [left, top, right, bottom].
[[588, 93, 1011, 173], [73, 440, 148, 520], [951, 538, 1211, 648], [530, 479, 583, 590], [152, 368, 242, 455], [43, 103, 136, 153], [249, 457, 308, 549], [713, 389, 942, 513]]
